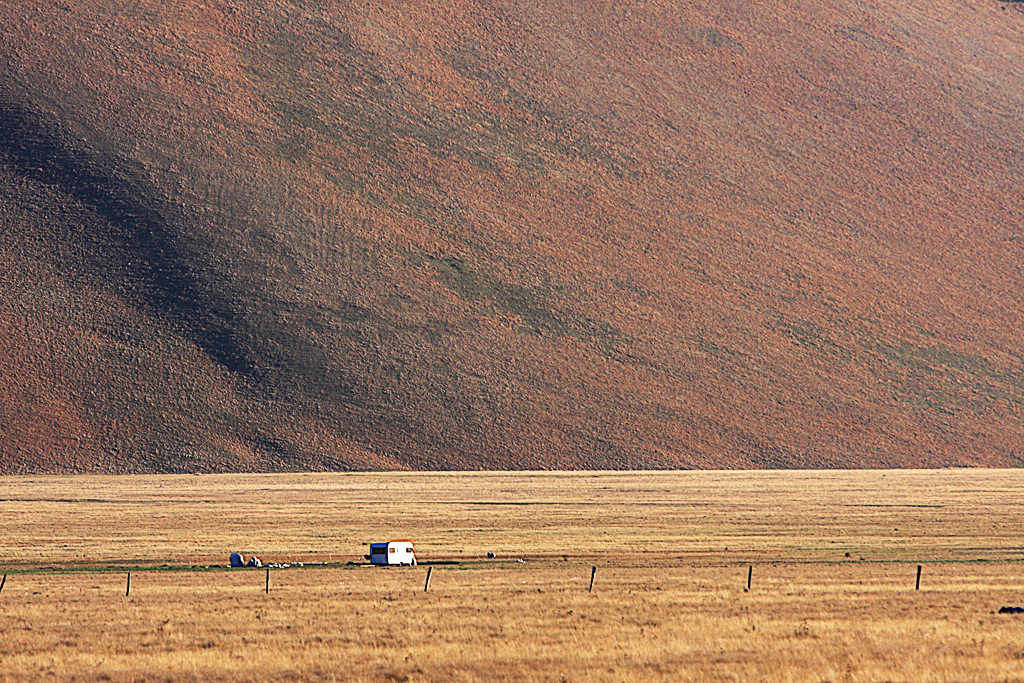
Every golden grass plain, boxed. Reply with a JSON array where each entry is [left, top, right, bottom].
[[2, 470, 1024, 682]]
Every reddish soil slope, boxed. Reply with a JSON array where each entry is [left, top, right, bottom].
[[1, 0, 1023, 472]]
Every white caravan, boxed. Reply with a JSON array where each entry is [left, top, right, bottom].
[[368, 541, 416, 565]]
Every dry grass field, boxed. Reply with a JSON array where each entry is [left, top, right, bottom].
[[2, 470, 1024, 681]]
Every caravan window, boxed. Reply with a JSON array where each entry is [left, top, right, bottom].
[[389, 547, 395, 553], [371, 546, 386, 555], [406, 547, 413, 553]]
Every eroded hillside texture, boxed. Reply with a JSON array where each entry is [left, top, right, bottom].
[[1, 0, 1023, 472]]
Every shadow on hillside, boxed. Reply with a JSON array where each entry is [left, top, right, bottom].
[[0, 75, 252, 377]]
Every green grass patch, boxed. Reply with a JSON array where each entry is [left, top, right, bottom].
[[871, 342, 1024, 412], [412, 252, 632, 357]]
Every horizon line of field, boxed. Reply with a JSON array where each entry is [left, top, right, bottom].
[[5, 552, 1024, 576], [0, 497, 952, 508]]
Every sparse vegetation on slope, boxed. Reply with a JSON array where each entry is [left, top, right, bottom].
[[1, 0, 1023, 471]]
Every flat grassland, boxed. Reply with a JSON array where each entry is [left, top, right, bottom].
[[2, 470, 1024, 682]]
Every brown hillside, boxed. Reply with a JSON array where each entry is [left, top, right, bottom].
[[1, 0, 1023, 472]]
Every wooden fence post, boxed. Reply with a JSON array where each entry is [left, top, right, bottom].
[[589, 566, 597, 592], [126, 572, 131, 597], [915, 565, 922, 590], [0, 573, 6, 594], [747, 565, 753, 591], [424, 566, 433, 592], [266, 567, 270, 594]]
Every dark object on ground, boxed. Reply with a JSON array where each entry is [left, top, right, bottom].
[[998, 606, 1024, 614], [487, 552, 496, 559], [247, 556, 263, 568], [229, 553, 244, 567]]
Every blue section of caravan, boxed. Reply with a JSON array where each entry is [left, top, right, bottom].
[[369, 541, 416, 565]]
